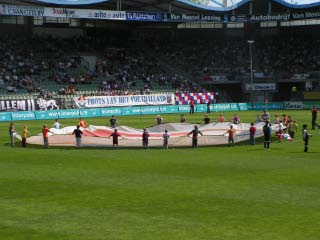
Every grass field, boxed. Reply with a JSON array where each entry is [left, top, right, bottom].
[[0, 110, 319, 240]]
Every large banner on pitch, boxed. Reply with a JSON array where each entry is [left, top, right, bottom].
[[73, 94, 174, 108]]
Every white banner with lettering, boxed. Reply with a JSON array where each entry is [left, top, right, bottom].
[[73, 94, 175, 108], [0, 4, 44, 16], [44, 7, 126, 20]]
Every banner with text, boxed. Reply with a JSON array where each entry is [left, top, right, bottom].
[[0, 99, 37, 112], [0, 4, 44, 17], [3, 4, 320, 23], [126, 11, 162, 21], [73, 94, 175, 108], [167, 13, 222, 22]]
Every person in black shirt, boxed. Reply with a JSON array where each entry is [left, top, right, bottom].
[[206, 100, 211, 114], [180, 114, 186, 123], [72, 125, 83, 148], [263, 121, 271, 150], [187, 125, 203, 148], [302, 124, 311, 152], [109, 115, 117, 128], [203, 115, 210, 124]]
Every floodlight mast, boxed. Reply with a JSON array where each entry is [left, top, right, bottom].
[[248, 40, 254, 110]]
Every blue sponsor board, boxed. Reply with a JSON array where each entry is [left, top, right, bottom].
[[121, 107, 140, 116], [140, 106, 161, 115], [230, 103, 239, 111], [79, 108, 101, 117], [59, 109, 80, 119], [3, 101, 301, 122], [213, 104, 232, 111], [130, 107, 142, 115], [126, 12, 162, 21], [35, 110, 60, 120], [178, 105, 190, 113], [100, 107, 122, 116], [238, 103, 248, 111], [11, 111, 35, 121], [196, 104, 207, 112], [249, 102, 283, 110], [0, 112, 12, 121], [159, 106, 178, 114]]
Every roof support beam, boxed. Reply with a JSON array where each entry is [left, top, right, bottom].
[[117, 0, 122, 10]]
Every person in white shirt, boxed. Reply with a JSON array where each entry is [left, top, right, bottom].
[[53, 119, 63, 129], [277, 120, 284, 142]]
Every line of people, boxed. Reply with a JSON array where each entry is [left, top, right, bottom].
[[7, 107, 317, 152]]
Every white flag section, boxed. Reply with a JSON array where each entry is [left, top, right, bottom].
[[73, 94, 175, 108], [23, 122, 282, 148]]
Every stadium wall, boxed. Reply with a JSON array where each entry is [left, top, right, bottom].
[[1, 101, 320, 122], [0, 103, 248, 122]]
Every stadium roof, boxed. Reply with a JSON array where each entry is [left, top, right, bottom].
[[1, 0, 320, 13]]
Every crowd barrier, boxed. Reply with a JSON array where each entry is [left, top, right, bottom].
[[1, 101, 319, 122]]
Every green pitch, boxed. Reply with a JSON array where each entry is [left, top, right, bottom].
[[0, 110, 319, 240]]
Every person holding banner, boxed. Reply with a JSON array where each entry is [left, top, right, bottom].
[[227, 125, 236, 147], [21, 125, 29, 148], [142, 128, 150, 149], [249, 123, 256, 145], [78, 118, 87, 128], [203, 115, 210, 124], [232, 114, 240, 125], [163, 129, 169, 149], [156, 115, 163, 125], [217, 114, 225, 123], [180, 114, 186, 123], [187, 125, 203, 148], [72, 125, 83, 148], [42, 125, 53, 149], [9, 122, 15, 147], [109, 129, 122, 148], [262, 110, 270, 122], [53, 119, 63, 129], [263, 121, 272, 150]]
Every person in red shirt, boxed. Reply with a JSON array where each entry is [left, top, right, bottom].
[[311, 105, 320, 130], [109, 129, 122, 148], [282, 114, 289, 126], [42, 125, 53, 148], [78, 118, 87, 128], [189, 100, 195, 115], [227, 125, 236, 146], [249, 122, 256, 145], [142, 128, 150, 149], [217, 114, 225, 123]]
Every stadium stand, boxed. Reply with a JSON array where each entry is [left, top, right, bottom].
[[1, 0, 320, 106]]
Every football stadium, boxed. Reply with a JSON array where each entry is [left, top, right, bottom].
[[0, 0, 320, 239]]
